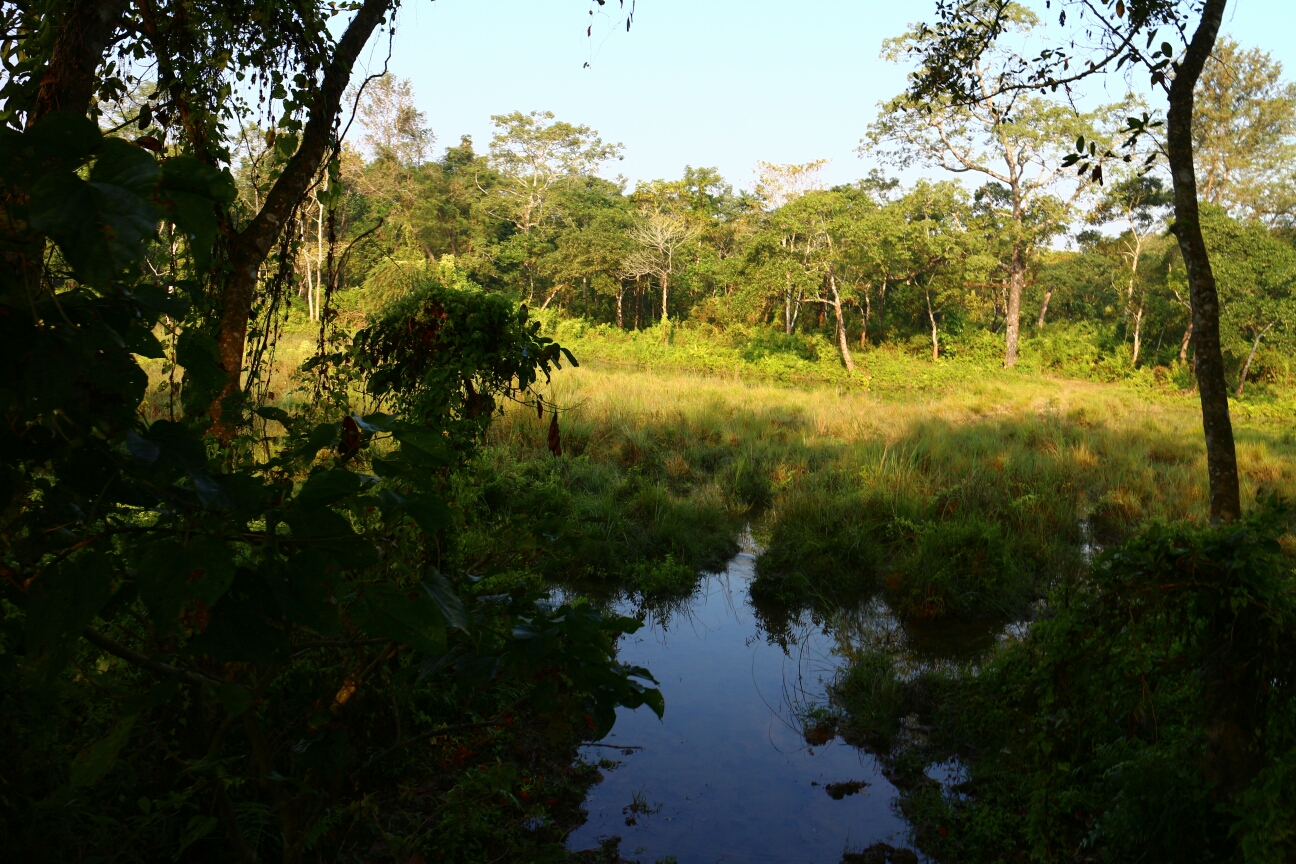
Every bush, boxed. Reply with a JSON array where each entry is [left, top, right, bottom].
[[843, 501, 1296, 862]]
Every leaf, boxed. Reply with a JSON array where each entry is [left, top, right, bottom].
[[176, 815, 221, 858], [26, 551, 116, 678], [420, 571, 469, 632], [121, 677, 181, 716], [560, 346, 580, 368], [391, 425, 454, 466], [124, 430, 161, 465], [405, 491, 452, 534], [302, 422, 339, 454], [26, 111, 103, 164], [185, 570, 290, 663], [136, 537, 237, 631], [214, 681, 253, 715], [91, 138, 162, 197], [254, 406, 292, 425], [297, 468, 363, 510], [69, 718, 135, 787], [283, 506, 378, 569], [269, 551, 344, 635], [352, 582, 450, 654], [174, 329, 224, 416], [548, 411, 563, 457]]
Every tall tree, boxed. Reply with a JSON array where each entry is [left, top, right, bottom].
[[865, 9, 1104, 367], [487, 110, 622, 302], [1194, 37, 1296, 224], [901, 0, 1241, 524]]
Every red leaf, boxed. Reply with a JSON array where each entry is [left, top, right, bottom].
[[547, 411, 562, 457]]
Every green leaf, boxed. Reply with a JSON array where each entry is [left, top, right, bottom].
[[28, 139, 165, 286], [129, 283, 191, 318], [121, 676, 182, 716], [405, 492, 452, 534], [176, 815, 221, 858], [283, 506, 378, 569], [420, 572, 469, 632], [90, 138, 162, 197], [254, 406, 292, 425], [26, 551, 115, 678], [25, 111, 102, 164], [69, 718, 135, 788], [302, 422, 339, 454], [125, 325, 166, 358], [214, 681, 253, 715], [136, 537, 236, 631], [352, 582, 449, 654], [185, 570, 289, 663], [296, 468, 362, 510], [268, 551, 344, 635], [175, 329, 224, 415]]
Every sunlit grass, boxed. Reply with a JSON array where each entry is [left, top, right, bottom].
[[493, 360, 1296, 619]]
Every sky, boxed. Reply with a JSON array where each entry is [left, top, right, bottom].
[[364, 0, 1296, 193]]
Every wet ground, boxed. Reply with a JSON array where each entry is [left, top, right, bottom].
[[566, 541, 913, 864]]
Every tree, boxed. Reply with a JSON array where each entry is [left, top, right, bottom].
[[1194, 38, 1296, 224], [864, 9, 1104, 367], [1089, 175, 1173, 365], [901, 0, 1241, 523], [356, 74, 434, 167], [1201, 208, 1296, 395], [487, 111, 622, 301], [623, 208, 700, 326], [901, 0, 1259, 811]]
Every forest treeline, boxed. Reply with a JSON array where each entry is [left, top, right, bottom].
[[279, 34, 1296, 392]]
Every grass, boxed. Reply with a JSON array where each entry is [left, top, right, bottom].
[[485, 353, 1296, 622]]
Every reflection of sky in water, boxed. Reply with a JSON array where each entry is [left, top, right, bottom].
[[566, 544, 910, 864]]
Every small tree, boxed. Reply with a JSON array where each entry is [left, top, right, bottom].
[[1089, 175, 1173, 365]]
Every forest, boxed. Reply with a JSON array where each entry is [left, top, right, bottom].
[[2, 1, 1296, 863]]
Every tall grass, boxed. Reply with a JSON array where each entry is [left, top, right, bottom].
[[489, 361, 1296, 619]]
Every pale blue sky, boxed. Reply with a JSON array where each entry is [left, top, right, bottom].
[[369, 0, 1296, 191]]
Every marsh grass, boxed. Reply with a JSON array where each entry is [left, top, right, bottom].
[[487, 361, 1296, 619]]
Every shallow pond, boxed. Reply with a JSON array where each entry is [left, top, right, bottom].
[[566, 540, 914, 864]]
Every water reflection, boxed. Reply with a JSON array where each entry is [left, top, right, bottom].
[[566, 542, 911, 864]]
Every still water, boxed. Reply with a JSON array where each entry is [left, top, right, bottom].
[[566, 541, 912, 864]]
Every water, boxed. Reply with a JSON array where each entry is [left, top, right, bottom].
[[566, 542, 911, 864]]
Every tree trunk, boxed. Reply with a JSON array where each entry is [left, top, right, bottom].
[[926, 288, 939, 361], [860, 282, 871, 347], [661, 271, 669, 323], [210, 0, 392, 435], [1166, 0, 1239, 525], [784, 274, 793, 334], [830, 274, 855, 373], [616, 284, 624, 328], [1036, 288, 1052, 330], [876, 279, 888, 342], [1236, 323, 1273, 397], [27, 0, 129, 128], [1179, 318, 1194, 365], [1131, 300, 1144, 366], [1004, 242, 1025, 367]]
